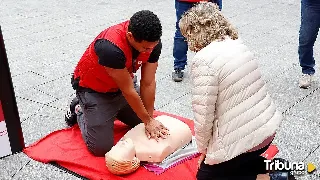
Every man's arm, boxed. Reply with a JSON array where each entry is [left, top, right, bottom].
[[140, 62, 158, 116], [140, 40, 162, 116], [105, 67, 152, 124]]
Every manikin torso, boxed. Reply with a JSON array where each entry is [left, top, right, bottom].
[[123, 115, 193, 163]]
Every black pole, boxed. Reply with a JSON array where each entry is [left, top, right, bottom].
[[0, 25, 25, 154]]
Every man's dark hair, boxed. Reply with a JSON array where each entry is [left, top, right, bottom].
[[128, 10, 162, 42]]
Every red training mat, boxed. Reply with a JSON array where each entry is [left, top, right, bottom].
[[23, 111, 278, 180], [23, 111, 198, 180]]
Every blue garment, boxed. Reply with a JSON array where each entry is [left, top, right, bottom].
[[269, 171, 290, 180], [173, 0, 222, 70], [298, 0, 320, 75]]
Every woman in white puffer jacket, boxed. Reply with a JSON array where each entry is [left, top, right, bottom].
[[179, 2, 283, 180]]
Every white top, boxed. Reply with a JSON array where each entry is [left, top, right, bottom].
[[190, 37, 282, 165]]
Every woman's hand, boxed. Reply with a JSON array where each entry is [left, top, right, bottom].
[[197, 153, 206, 169]]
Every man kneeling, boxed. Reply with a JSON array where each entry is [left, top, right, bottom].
[[64, 10, 169, 157]]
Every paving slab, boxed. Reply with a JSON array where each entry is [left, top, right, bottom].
[[15, 97, 44, 121], [11, 160, 80, 180], [5, 38, 88, 62], [32, 60, 74, 79], [0, 153, 30, 180], [21, 105, 67, 146], [155, 56, 176, 77], [158, 101, 194, 120], [255, 40, 299, 67], [154, 72, 192, 109], [7, 57, 50, 78], [273, 115, 320, 162], [15, 87, 57, 105], [35, 76, 74, 100], [299, 147, 320, 180], [11, 71, 48, 91], [175, 92, 192, 108], [285, 89, 320, 125], [264, 66, 320, 113]]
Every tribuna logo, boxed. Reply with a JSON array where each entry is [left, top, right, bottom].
[[265, 159, 305, 174]]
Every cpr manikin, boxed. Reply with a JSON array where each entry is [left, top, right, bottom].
[[105, 115, 193, 175]]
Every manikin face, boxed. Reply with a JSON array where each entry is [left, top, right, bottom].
[[107, 138, 136, 162], [126, 32, 159, 53]]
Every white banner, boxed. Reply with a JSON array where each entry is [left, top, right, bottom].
[[0, 102, 12, 158]]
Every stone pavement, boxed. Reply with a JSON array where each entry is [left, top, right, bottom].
[[0, 0, 319, 179]]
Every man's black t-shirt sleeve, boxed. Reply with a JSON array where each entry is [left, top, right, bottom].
[[148, 40, 162, 63], [94, 39, 126, 69], [94, 39, 162, 68]]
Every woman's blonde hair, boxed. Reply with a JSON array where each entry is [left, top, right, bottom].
[[179, 2, 238, 52]]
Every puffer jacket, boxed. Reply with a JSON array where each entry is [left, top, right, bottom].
[[190, 37, 282, 165]]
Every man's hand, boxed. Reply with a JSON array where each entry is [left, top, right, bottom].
[[145, 118, 170, 141], [197, 153, 206, 169]]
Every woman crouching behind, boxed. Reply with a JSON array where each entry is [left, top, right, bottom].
[[179, 2, 282, 180]]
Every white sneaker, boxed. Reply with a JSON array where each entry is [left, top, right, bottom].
[[74, 104, 82, 115], [299, 74, 313, 89]]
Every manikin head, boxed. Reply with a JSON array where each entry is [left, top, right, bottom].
[[105, 138, 140, 175], [126, 10, 162, 53], [179, 2, 239, 52]]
